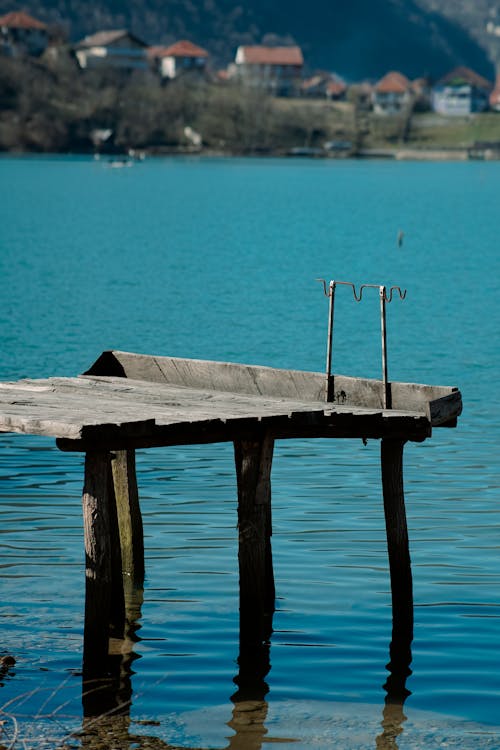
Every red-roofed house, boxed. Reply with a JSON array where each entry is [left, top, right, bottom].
[[300, 72, 346, 100], [75, 29, 149, 70], [234, 45, 304, 96], [432, 66, 492, 115], [149, 40, 209, 79], [372, 71, 413, 115], [0, 10, 48, 57], [326, 78, 347, 101]]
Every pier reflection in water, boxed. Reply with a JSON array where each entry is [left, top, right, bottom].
[[78, 578, 413, 750], [376, 626, 413, 750]]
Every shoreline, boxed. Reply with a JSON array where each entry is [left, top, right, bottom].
[[1, 146, 497, 161]]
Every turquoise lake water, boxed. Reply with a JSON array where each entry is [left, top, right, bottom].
[[1, 156, 500, 748]]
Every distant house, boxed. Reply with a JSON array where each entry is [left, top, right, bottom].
[[234, 45, 304, 96], [0, 10, 48, 57], [149, 40, 209, 79], [326, 76, 347, 101], [432, 67, 492, 115], [301, 73, 329, 98], [75, 29, 149, 71], [301, 72, 346, 100], [372, 71, 413, 115]]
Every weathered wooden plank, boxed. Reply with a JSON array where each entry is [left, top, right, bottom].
[[1, 408, 430, 447], [0, 385, 417, 423], [0, 390, 289, 437], [0, 381, 56, 392], [0, 376, 315, 414], [426, 390, 463, 427], [330, 374, 461, 420], [0, 404, 158, 440], [85, 350, 461, 422], [0, 412, 84, 439], [56, 410, 431, 453], [1, 376, 430, 441], [86, 351, 327, 400]]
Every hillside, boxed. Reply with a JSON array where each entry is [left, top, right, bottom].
[[418, 0, 500, 67], [0, 0, 495, 80]]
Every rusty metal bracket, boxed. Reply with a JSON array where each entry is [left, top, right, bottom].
[[317, 279, 406, 408]]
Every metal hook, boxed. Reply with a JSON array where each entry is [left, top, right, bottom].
[[316, 278, 330, 297], [385, 286, 407, 302], [317, 280, 407, 304]]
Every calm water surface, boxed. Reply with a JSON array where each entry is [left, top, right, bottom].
[[1, 156, 500, 748]]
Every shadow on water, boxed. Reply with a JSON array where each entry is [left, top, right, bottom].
[[77, 582, 413, 750]]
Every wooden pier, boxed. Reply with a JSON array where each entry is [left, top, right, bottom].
[[0, 350, 462, 717]]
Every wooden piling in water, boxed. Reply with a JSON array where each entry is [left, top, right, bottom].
[[111, 449, 144, 588], [82, 449, 145, 687], [381, 438, 413, 641], [234, 433, 275, 646], [82, 451, 118, 675]]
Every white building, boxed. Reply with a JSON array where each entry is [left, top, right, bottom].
[[234, 45, 304, 96], [372, 71, 413, 115], [149, 40, 209, 79], [432, 67, 492, 116]]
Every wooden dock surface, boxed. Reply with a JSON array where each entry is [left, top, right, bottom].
[[0, 350, 462, 450]]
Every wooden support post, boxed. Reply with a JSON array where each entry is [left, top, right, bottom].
[[381, 439, 413, 646], [81, 450, 145, 716], [234, 433, 275, 647], [82, 451, 123, 680], [111, 449, 145, 589]]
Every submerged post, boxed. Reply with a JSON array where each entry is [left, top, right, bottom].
[[234, 433, 275, 646], [81, 451, 123, 676], [81, 447, 145, 710], [380, 439, 413, 642], [378, 439, 414, 750], [111, 449, 145, 589]]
